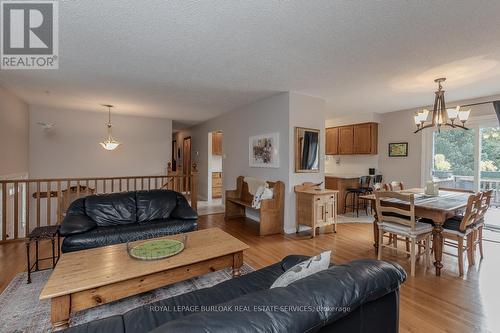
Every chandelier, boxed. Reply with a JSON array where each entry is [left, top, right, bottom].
[[100, 104, 121, 150], [414, 78, 471, 133]]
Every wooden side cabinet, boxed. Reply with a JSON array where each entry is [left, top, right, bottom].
[[295, 185, 338, 238], [326, 122, 378, 155]]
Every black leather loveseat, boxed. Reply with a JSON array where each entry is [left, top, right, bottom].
[[63, 256, 406, 333], [59, 190, 198, 253]]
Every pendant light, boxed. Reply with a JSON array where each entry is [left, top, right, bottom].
[[414, 78, 471, 133], [100, 104, 121, 150]]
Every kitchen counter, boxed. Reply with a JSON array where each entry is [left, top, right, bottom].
[[325, 175, 364, 214]]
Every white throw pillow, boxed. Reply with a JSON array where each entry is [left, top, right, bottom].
[[270, 251, 331, 289]]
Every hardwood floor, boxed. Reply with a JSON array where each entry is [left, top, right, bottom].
[[1, 214, 499, 332]]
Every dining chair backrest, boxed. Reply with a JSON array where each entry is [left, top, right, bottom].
[[458, 193, 482, 231], [359, 176, 371, 189], [476, 190, 493, 222], [440, 187, 474, 193], [382, 181, 404, 191], [373, 175, 383, 184], [388, 181, 404, 191], [375, 191, 416, 230]]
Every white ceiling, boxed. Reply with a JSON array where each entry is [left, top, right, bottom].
[[2, 0, 500, 123]]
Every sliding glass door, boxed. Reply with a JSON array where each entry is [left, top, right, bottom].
[[432, 128, 476, 191], [480, 126, 500, 229], [425, 116, 499, 228]]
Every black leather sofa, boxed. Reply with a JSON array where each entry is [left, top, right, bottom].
[[63, 256, 406, 333], [59, 190, 198, 253]]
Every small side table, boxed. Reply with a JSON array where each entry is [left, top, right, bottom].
[[26, 225, 61, 284]]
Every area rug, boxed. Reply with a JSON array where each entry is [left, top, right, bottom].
[[0, 264, 254, 333]]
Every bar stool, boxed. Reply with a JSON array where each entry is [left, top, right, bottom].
[[344, 176, 371, 217]]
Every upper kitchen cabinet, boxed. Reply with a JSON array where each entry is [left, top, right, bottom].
[[212, 131, 223, 155], [353, 123, 377, 154], [325, 127, 339, 155], [326, 122, 378, 155], [338, 126, 354, 154]]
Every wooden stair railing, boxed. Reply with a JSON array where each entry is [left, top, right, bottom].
[[0, 173, 198, 243]]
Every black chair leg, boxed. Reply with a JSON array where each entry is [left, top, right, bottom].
[[356, 193, 359, 217], [344, 192, 350, 214]]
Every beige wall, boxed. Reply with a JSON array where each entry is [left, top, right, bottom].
[[29, 106, 172, 178], [0, 86, 29, 177]]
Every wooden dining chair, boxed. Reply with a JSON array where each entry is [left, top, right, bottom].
[[376, 191, 433, 277], [441, 192, 481, 276], [473, 190, 492, 260], [384, 181, 404, 191]]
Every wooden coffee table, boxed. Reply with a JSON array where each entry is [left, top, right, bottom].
[[39, 228, 249, 329]]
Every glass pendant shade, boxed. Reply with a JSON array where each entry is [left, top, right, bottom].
[[100, 105, 121, 150]]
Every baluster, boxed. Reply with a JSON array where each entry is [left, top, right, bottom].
[[148, 178, 151, 190], [25, 182, 30, 238], [36, 182, 41, 227], [111, 179, 115, 192], [76, 180, 81, 197], [103, 179, 107, 193], [13, 181, 19, 239], [57, 181, 62, 224], [2, 182, 7, 241], [119, 179, 122, 192], [86, 180, 90, 194], [47, 181, 51, 226]]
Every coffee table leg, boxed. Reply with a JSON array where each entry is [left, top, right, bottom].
[[232, 251, 243, 277], [51, 295, 71, 330]]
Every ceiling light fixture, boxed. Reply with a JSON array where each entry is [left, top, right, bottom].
[[100, 104, 121, 150], [414, 78, 471, 133]]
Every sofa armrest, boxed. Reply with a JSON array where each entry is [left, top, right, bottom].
[[170, 195, 198, 220], [59, 215, 97, 236]]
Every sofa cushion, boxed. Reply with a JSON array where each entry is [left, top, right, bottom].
[[61, 219, 197, 253], [136, 190, 179, 223], [59, 215, 97, 236], [85, 192, 137, 226]]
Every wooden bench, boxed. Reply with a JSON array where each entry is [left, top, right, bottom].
[[225, 176, 284, 235]]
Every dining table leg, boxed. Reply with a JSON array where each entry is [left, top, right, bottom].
[[432, 222, 445, 276]]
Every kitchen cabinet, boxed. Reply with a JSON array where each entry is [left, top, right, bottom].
[[212, 132, 223, 155], [338, 126, 354, 154], [326, 122, 378, 155], [325, 127, 339, 155]]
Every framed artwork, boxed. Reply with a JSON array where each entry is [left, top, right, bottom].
[[388, 142, 408, 157], [249, 132, 279, 168]]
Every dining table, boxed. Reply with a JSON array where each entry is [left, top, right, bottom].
[[360, 188, 471, 276]]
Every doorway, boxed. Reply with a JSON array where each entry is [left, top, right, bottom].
[[197, 131, 225, 215], [183, 137, 192, 191]]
